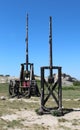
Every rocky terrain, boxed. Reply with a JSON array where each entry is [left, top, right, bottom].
[[0, 97, 80, 130], [34, 73, 78, 86], [0, 75, 18, 83], [0, 73, 78, 86], [0, 74, 80, 130]]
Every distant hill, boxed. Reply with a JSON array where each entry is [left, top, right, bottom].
[[35, 73, 78, 86], [58, 73, 78, 86], [0, 73, 78, 86], [0, 75, 18, 83]]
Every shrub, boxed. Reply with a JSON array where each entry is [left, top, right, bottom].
[[73, 81, 80, 86], [51, 110, 63, 117]]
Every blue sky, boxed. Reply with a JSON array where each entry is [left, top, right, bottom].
[[0, 0, 80, 79]]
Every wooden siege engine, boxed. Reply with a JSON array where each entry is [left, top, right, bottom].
[[39, 16, 63, 115]]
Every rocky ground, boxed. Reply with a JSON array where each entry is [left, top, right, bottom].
[[0, 97, 80, 130], [0, 73, 79, 86], [0, 73, 80, 130]]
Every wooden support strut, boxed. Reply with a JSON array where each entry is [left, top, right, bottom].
[[40, 66, 62, 113], [58, 67, 62, 110], [41, 67, 44, 108]]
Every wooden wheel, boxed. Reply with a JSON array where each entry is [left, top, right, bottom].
[[9, 80, 14, 96]]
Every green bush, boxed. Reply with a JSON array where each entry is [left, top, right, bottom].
[[51, 110, 63, 117], [73, 81, 80, 86]]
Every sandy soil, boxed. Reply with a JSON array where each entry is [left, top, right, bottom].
[[1, 109, 80, 130], [0, 98, 80, 130]]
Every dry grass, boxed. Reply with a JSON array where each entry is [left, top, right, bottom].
[[0, 83, 80, 130]]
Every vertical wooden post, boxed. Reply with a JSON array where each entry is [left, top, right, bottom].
[[40, 67, 44, 110], [25, 14, 29, 71], [58, 67, 62, 110], [49, 16, 53, 77]]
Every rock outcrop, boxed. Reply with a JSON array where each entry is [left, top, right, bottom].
[[0, 73, 78, 86], [0, 75, 18, 83], [54, 73, 78, 86]]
